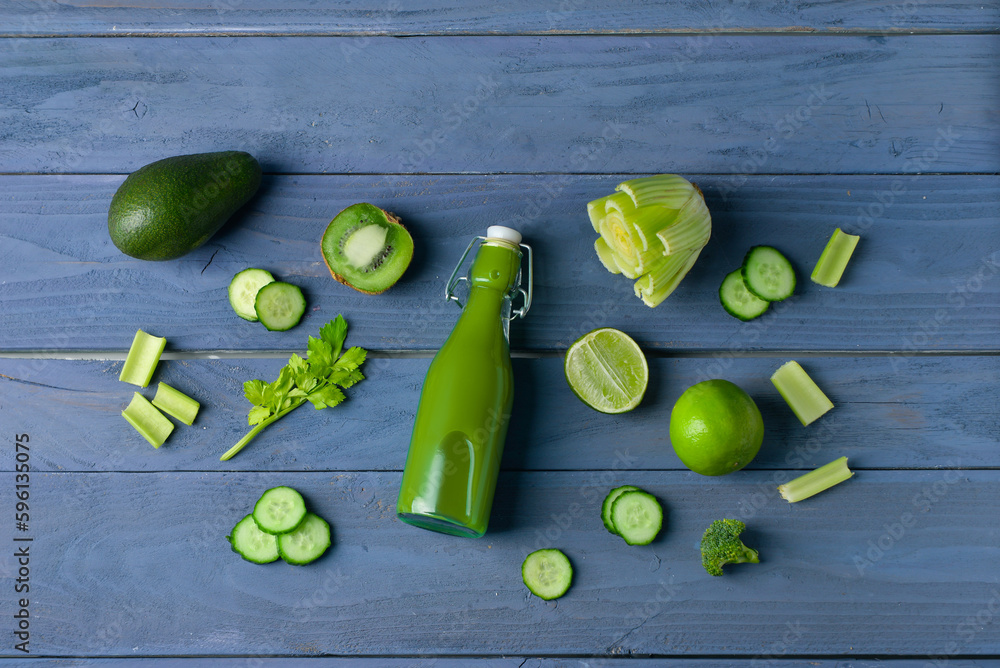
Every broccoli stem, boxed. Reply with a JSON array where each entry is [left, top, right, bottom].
[[778, 456, 854, 503]]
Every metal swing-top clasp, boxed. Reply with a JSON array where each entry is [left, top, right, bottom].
[[445, 226, 533, 321]]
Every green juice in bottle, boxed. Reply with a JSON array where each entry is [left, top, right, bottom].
[[397, 226, 532, 538]]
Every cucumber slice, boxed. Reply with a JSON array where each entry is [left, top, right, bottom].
[[609, 490, 663, 546], [254, 281, 306, 331], [521, 549, 573, 600], [277, 512, 332, 565], [252, 486, 308, 535], [741, 245, 796, 302], [601, 485, 640, 535], [719, 269, 769, 321], [229, 268, 275, 321], [228, 514, 279, 564]]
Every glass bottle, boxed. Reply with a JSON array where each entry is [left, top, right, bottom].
[[397, 226, 532, 538]]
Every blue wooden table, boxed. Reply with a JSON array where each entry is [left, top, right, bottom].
[[1, 2, 998, 666]]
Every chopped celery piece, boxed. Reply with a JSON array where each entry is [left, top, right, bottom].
[[771, 360, 834, 426], [122, 392, 174, 448], [778, 456, 853, 502], [811, 228, 860, 288], [590, 174, 712, 308], [152, 382, 200, 426], [119, 330, 166, 387]]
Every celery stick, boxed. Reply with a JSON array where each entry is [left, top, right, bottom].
[[771, 361, 834, 426], [778, 456, 853, 502], [152, 382, 200, 426], [119, 330, 166, 387], [122, 392, 174, 448], [811, 228, 860, 288]]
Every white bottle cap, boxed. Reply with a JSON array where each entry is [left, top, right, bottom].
[[486, 225, 522, 245]]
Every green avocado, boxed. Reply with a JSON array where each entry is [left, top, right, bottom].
[[108, 151, 262, 261]]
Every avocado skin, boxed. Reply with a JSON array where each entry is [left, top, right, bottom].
[[108, 151, 262, 261]]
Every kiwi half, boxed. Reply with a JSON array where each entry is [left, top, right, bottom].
[[320, 203, 414, 295]]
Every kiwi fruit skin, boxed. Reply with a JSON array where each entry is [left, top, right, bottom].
[[320, 203, 414, 295]]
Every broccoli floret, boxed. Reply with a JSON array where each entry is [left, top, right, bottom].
[[700, 519, 759, 576]]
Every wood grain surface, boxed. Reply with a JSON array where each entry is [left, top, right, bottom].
[[1, 0, 996, 663], [0, 355, 994, 473], [1, 36, 996, 175], [2, 174, 997, 353], [3, 0, 998, 36], [1, 470, 997, 656]]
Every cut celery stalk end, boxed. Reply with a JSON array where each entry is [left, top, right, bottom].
[[656, 197, 711, 255], [604, 191, 638, 216], [594, 238, 622, 275], [778, 456, 854, 502], [637, 248, 703, 307], [119, 330, 166, 387], [602, 209, 643, 264], [771, 360, 834, 425], [587, 196, 612, 233], [591, 174, 711, 308], [630, 206, 674, 253], [811, 228, 860, 288], [152, 382, 201, 426], [122, 392, 174, 448], [616, 174, 693, 209]]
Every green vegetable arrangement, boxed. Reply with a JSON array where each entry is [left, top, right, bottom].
[[220, 315, 367, 461]]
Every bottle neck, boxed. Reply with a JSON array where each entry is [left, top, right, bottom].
[[459, 241, 522, 341]]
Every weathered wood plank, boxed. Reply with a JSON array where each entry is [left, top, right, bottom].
[[1, 355, 995, 472], [0, 36, 996, 175], [1, 470, 996, 657], [1, 174, 997, 353], [2, 0, 996, 36], [0, 661, 976, 667]]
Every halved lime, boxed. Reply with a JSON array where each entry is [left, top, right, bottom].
[[564, 328, 648, 414]]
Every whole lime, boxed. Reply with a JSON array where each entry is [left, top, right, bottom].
[[669, 379, 764, 476]]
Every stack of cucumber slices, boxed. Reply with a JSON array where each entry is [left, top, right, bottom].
[[720, 245, 796, 321], [228, 486, 331, 565], [601, 485, 664, 546], [229, 268, 307, 331]]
